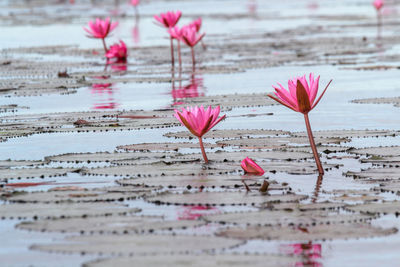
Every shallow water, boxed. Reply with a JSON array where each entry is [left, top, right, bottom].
[[1, 0, 400, 266]]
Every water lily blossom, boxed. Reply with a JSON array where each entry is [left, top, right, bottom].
[[189, 17, 202, 32], [241, 157, 264, 176], [105, 40, 127, 62], [268, 73, 332, 175], [154, 11, 182, 68], [174, 105, 226, 163], [373, 0, 383, 11], [83, 17, 118, 52], [130, 0, 139, 7], [181, 26, 205, 66]]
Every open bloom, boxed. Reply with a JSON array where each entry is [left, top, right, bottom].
[[168, 26, 184, 40], [154, 11, 182, 28], [174, 105, 225, 163], [130, 0, 139, 7], [188, 17, 202, 32], [105, 40, 127, 61], [241, 157, 264, 176], [269, 73, 331, 114], [181, 26, 205, 47], [83, 17, 118, 39], [373, 0, 383, 10], [174, 105, 225, 138]]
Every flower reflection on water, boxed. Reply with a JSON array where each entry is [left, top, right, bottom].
[[177, 205, 219, 221], [280, 242, 322, 267]]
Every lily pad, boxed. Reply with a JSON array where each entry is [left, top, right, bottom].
[[164, 129, 290, 139], [117, 175, 289, 190], [216, 224, 397, 241], [146, 191, 307, 206], [0, 167, 76, 180], [45, 152, 176, 163], [292, 130, 399, 139], [84, 254, 300, 267], [32, 234, 244, 255], [346, 168, 400, 181], [0, 203, 140, 220], [346, 201, 400, 215], [349, 146, 400, 157], [117, 142, 217, 152], [17, 215, 203, 234], [204, 209, 375, 226]]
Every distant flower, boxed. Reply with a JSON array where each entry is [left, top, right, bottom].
[[154, 11, 182, 28], [130, 0, 139, 7], [83, 17, 118, 39], [268, 73, 332, 175], [241, 157, 264, 176], [188, 17, 202, 32], [83, 17, 118, 52], [105, 40, 127, 61], [373, 0, 383, 11], [174, 105, 225, 163], [181, 26, 205, 47]]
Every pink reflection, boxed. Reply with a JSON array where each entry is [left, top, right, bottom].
[[91, 75, 119, 110], [177, 205, 218, 220], [247, 0, 257, 16], [109, 60, 128, 72], [280, 242, 322, 267], [307, 2, 319, 10], [132, 24, 140, 45], [171, 74, 205, 105]]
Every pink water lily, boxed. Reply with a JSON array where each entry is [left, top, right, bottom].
[[154, 10, 182, 69], [189, 17, 202, 32], [241, 157, 264, 176], [105, 40, 127, 62], [154, 11, 182, 28], [130, 0, 139, 7], [174, 105, 226, 163], [373, 0, 383, 10], [268, 73, 332, 175], [83, 17, 118, 52], [181, 26, 205, 66]]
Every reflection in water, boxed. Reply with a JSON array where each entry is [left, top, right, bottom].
[[280, 242, 322, 267], [312, 174, 323, 203], [171, 73, 205, 106], [91, 74, 119, 110], [132, 16, 140, 45], [177, 205, 218, 220], [247, 0, 257, 16]]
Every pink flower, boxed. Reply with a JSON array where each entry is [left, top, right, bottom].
[[105, 40, 127, 61], [154, 11, 182, 28], [83, 17, 118, 39], [174, 105, 225, 163], [188, 17, 202, 32], [130, 0, 139, 7], [269, 73, 331, 114], [181, 26, 205, 47], [174, 105, 225, 138], [168, 26, 184, 40], [373, 0, 383, 10], [241, 157, 264, 176]]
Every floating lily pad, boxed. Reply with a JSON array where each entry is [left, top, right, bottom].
[[346, 201, 400, 215], [17, 215, 203, 234], [0, 203, 140, 220], [352, 97, 400, 108], [164, 129, 290, 139], [6, 188, 152, 203], [216, 224, 397, 241], [0, 160, 45, 168], [291, 130, 399, 139], [376, 182, 400, 195], [146, 191, 307, 206], [204, 209, 374, 226], [117, 175, 289, 190], [264, 202, 347, 211], [217, 136, 347, 149], [349, 146, 400, 157], [178, 150, 313, 162], [346, 168, 400, 181], [117, 142, 217, 152], [45, 152, 176, 163], [85, 161, 239, 178], [0, 167, 76, 180], [32, 234, 244, 255], [84, 254, 300, 267]]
